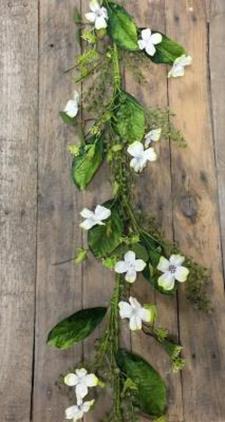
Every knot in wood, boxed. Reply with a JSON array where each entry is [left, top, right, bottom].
[[180, 194, 198, 223]]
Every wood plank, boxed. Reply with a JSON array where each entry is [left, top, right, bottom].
[[166, 0, 225, 420], [125, 2, 184, 421], [210, 0, 225, 273], [0, 1, 38, 421], [81, 1, 117, 420], [32, 1, 83, 421]]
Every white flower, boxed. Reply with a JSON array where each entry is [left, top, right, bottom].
[[119, 297, 152, 331], [115, 250, 146, 283], [157, 254, 189, 291], [127, 141, 157, 173], [85, 0, 108, 30], [168, 54, 192, 78], [138, 28, 162, 56], [64, 368, 98, 399], [64, 90, 80, 118], [80, 205, 111, 230], [145, 128, 162, 148], [65, 399, 95, 421]]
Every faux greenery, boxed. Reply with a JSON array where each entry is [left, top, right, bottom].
[[48, 1, 211, 421]]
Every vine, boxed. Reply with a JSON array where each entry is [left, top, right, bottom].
[[48, 1, 211, 421]]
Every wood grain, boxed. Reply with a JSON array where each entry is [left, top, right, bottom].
[[0, 1, 38, 421], [166, 0, 225, 420], [32, 1, 82, 421], [124, 2, 184, 421], [210, 0, 225, 272], [1, 0, 225, 421]]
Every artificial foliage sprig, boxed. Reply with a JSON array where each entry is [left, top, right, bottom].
[[47, 1, 210, 420]]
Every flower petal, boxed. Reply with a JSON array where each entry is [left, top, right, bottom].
[[82, 400, 95, 413], [95, 205, 111, 221], [80, 218, 96, 230], [90, 0, 100, 12], [150, 33, 162, 45], [129, 296, 141, 309], [119, 301, 133, 319], [95, 16, 107, 30], [145, 43, 156, 57], [125, 269, 137, 283], [158, 272, 175, 290], [80, 208, 94, 219], [76, 368, 87, 377], [65, 405, 79, 420], [157, 256, 170, 273], [129, 315, 142, 331], [141, 28, 151, 40], [85, 12, 96, 22], [134, 259, 146, 272], [146, 128, 162, 143], [139, 308, 151, 323], [144, 147, 157, 162], [168, 64, 185, 78], [85, 374, 98, 387], [175, 266, 189, 282], [127, 141, 144, 157], [176, 54, 192, 67], [76, 383, 88, 399], [170, 254, 185, 266], [138, 40, 145, 50], [115, 261, 128, 274], [64, 100, 78, 118], [64, 373, 78, 387], [130, 157, 144, 172], [124, 250, 136, 263]]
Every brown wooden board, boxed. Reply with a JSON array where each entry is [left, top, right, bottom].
[[32, 1, 82, 421], [125, 1, 183, 421], [1, 0, 225, 421], [0, 1, 38, 421], [166, 0, 225, 420]]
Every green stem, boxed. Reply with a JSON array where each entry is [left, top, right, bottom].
[[112, 43, 121, 92]]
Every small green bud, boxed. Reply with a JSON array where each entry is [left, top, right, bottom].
[[144, 304, 157, 324], [67, 144, 80, 156], [74, 248, 88, 264], [111, 144, 123, 153]]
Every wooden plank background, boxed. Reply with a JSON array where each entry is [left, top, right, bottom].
[[0, 0, 225, 421]]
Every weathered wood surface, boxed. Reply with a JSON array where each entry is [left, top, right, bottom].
[[0, 0, 225, 421]]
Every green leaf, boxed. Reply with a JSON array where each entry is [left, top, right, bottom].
[[106, 2, 138, 51], [150, 32, 186, 65], [114, 91, 145, 142], [60, 111, 77, 126], [117, 349, 167, 417], [88, 200, 124, 258], [71, 137, 104, 190], [47, 307, 107, 349], [132, 243, 149, 262]]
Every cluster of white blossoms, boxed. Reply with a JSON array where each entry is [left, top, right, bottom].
[[138, 28, 192, 78], [117, 253, 189, 331], [64, 368, 98, 421], [79, 206, 189, 292]]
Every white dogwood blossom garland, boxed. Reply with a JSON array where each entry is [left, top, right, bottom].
[[48, 1, 211, 421]]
